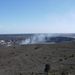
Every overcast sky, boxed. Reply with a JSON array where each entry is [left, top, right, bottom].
[[0, 0, 75, 34]]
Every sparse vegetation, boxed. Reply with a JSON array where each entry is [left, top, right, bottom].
[[59, 59, 63, 62], [61, 71, 65, 75], [0, 44, 74, 75], [70, 66, 74, 69], [43, 57, 47, 59], [34, 46, 39, 49], [64, 57, 68, 60], [69, 54, 74, 58], [25, 54, 28, 56]]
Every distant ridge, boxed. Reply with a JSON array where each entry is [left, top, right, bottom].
[[0, 34, 75, 46]]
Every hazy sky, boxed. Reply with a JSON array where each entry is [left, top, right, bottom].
[[0, 0, 75, 34]]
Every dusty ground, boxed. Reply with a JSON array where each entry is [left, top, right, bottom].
[[0, 42, 75, 75]]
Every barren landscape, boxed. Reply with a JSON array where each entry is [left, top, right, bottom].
[[0, 42, 75, 75]]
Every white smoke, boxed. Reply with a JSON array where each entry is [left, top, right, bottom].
[[21, 38, 31, 44], [31, 34, 47, 44], [20, 34, 45, 44], [19, 34, 75, 45], [20, 34, 53, 44]]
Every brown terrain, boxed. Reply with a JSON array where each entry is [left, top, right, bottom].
[[0, 42, 75, 75]]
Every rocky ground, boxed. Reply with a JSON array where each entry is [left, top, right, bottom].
[[0, 42, 75, 75]]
